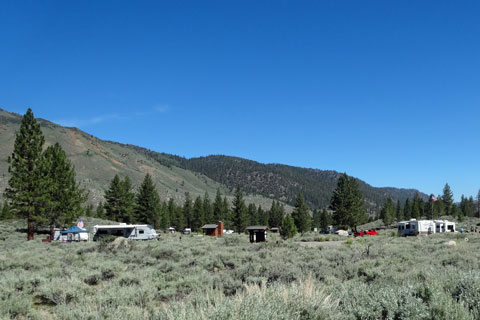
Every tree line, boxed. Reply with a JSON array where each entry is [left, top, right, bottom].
[[379, 183, 479, 225]]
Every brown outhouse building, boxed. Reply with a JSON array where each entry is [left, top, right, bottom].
[[202, 221, 224, 236], [246, 226, 268, 243]]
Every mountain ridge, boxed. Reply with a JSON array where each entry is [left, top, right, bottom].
[[0, 108, 428, 214]]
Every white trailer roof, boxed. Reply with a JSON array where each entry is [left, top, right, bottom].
[[94, 224, 150, 229]]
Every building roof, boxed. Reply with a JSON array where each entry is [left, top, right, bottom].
[[202, 224, 218, 229], [246, 226, 268, 231]]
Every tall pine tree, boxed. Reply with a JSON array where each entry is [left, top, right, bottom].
[[192, 196, 204, 231], [232, 187, 247, 233], [39, 143, 86, 239], [291, 193, 311, 233], [5, 108, 45, 240], [135, 174, 161, 227], [104, 175, 135, 223], [442, 183, 454, 215], [330, 173, 367, 229], [380, 197, 395, 225]]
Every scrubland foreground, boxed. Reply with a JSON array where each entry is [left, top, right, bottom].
[[1, 219, 480, 320]]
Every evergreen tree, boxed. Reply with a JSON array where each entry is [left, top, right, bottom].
[[247, 203, 257, 226], [319, 209, 332, 230], [403, 199, 412, 220], [280, 215, 297, 239], [222, 196, 232, 229], [5, 108, 45, 240], [213, 188, 223, 221], [203, 192, 214, 223], [174, 205, 185, 230], [330, 173, 367, 229], [158, 201, 169, 230], [395, 200, 403, 221], [312, 209, 321, 229], [442, 183, 454, 215], [104, 175, 135, 223], [38, 143, 86, 239], [411, 193, 423, 219], [380, 198, 395, 225], [183, 193, 193, 228], [433, 195, 444, 217], [232, 187, 247, 233], [135, 174, 161, 227], [192, 196, 204, 231], [0, 201, 12, 220], [291, 193, 311, 233], [268, 201, 284, 228], [96, 202, 105, 219], [257, 205, 268, 226]]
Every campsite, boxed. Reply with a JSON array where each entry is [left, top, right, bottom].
[[2, 216, 480, 319]]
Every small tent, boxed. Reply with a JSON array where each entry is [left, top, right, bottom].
[[59, 225, 89, 241]]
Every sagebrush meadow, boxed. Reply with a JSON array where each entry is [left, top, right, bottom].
[[1, 217, 480, 319]]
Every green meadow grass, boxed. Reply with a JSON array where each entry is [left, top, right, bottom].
[[1, 218, 480, 319]]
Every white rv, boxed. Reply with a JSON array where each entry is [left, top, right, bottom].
[[93, 224, 158, 241], [398, 219, 435, 236], [434, 220, 456, 233]]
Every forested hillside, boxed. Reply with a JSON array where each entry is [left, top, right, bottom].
[[123, 149, 428, 214]]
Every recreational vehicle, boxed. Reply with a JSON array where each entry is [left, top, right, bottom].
[[434, 220, 456, 233], [93, 224, 158, 241], [398, 219, 435, 236]]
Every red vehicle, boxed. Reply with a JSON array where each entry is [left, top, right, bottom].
[[354, 229, 378, 237]]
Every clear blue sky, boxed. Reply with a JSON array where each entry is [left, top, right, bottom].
[[1, 1, 479, 200]]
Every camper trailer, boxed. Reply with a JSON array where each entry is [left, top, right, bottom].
[[398, 219, 435, 236], [434, 220, 456, 233], [93, 224, 158, 241]]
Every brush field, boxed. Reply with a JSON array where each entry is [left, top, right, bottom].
[[1, 218, 480, 319]]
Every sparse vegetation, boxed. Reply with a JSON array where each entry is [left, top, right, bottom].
[[2, 218, 480, 319]]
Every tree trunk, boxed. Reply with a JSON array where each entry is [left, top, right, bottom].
[[27, 218, 34, 240], [50, 225, 55, 241]]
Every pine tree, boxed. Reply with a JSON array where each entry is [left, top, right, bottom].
[[330, 173, 367, 229], [403, 199, 412, 220], [442, 183, 454, 215], [203, 192, 214, 223], [395, 200, 403, 221], [291, 193, 311, 233], [183, 193, 193, 228], [380, 198, 395, 225], [192, 196, 204, 231], [222, 196, 232, 229], [319, 209, 332, 230], [257, 205, 268, 226], [411, 193, 422, 219], [5, 108, 45, 240], [213, 188, 223, 221], [158, 201, 169, 230], [0, 201, 12, 220], [433, 195, 444, 217], [247, 203, 257, 226], [39, 143, 86, 239], [104, 175, 135, 223], [280, 215, 297, 239], [135, 174, 161, 227], [232, 187, 247, 233], [268, 201, 284, 228], [119, 176, 135, 223], [312, 209, 321, 229]]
